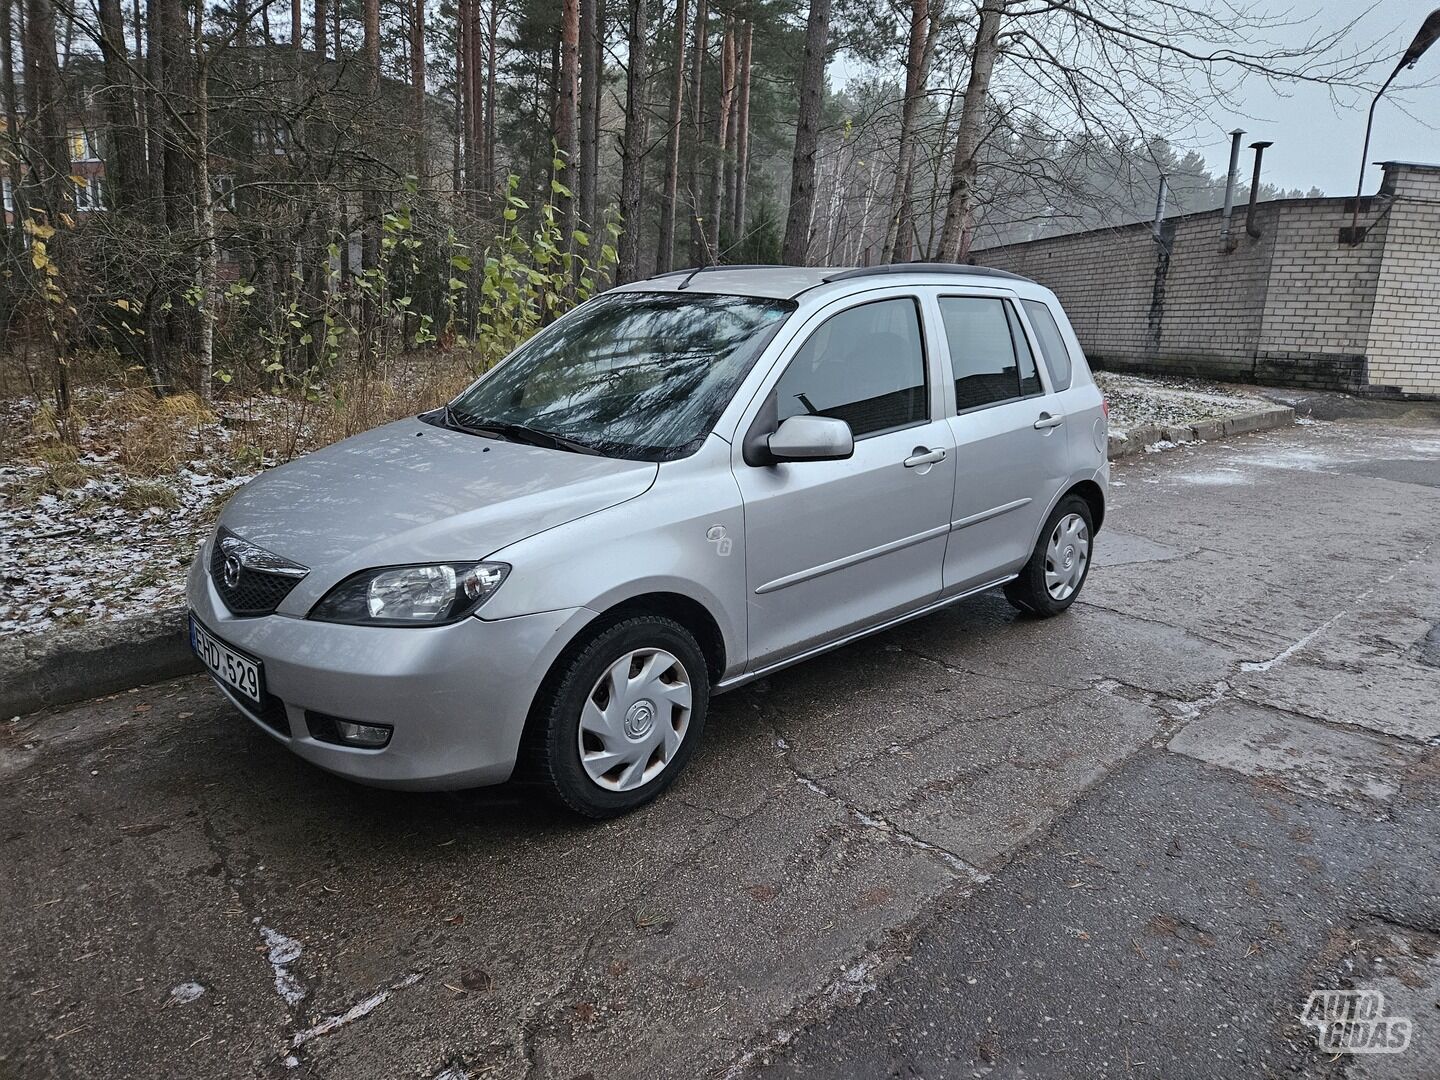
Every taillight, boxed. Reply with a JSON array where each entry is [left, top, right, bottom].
[[1101, 396, 1109, 419]]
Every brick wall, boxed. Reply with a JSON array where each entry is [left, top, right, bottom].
[[973, 162, 1440, 398]]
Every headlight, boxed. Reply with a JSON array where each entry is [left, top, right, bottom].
[[309, 562, 510, 626]]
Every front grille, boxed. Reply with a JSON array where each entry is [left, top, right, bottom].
[[209, 528, 308, 616]]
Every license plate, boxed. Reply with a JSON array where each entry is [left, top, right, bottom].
[[190, 615, 263, 705]]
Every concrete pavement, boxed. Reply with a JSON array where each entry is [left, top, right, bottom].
[[3, 408, 1438, 1079]]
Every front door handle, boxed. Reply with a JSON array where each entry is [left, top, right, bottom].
[[904, 447, 947, 468], [1034, 412, 1065, 430]]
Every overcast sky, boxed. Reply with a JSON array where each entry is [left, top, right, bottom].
[[835, 0, 1440, 197], [1192, 0, 1440, 195]]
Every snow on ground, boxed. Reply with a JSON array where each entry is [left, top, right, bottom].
[[1094, 371, 1273, 440], [0, 394, 265, 636]]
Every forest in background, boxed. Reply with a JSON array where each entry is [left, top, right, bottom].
[[0, 0, 1371, 435]]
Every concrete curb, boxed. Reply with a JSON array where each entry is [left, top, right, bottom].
[[1107, 405, 1294, 460], [1, 607, 200, 718]]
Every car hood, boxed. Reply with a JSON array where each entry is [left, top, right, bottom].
[[218, 418, 657, 576]]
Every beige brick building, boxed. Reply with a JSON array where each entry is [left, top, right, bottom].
[[972, 161, 1440, 398]]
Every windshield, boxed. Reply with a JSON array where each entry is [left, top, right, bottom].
[[446, 291, 794, 460]]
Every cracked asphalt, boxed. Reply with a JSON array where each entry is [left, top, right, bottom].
[[4, 400, 1440, 1079]]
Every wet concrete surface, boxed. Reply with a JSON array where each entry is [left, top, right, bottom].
[[3, 409, 1439, 1079]]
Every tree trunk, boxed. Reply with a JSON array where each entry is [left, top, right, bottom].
[[706, 15, 732, 256], [685, 0, 706, 263], [458, 0, 474, 197], [484, 0, 497, 185], [556, 0, 579, 231], [411, 0, 427, 184], [781, 0, 831, 265], [729, 16, 751, 241], [24, 0, 72, 417], [655, 0, 688, 272], [315, 0, 327, 59], [291, 0, 302, 48], [938, 0, 1001, 262], [24, 0, 69, 218], [361, 0, 380, 270], [1, 0, 28, 248], [193, 8, 217, 403], [882, 0, 938, 262], [96, 0, 143, 212], [332, 0, 340, 56], [578, 0, 598, 231], [616, 0, 648, 282]]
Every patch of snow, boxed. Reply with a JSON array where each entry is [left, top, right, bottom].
[[259, 924, 306, 1007], [0, 392, 266, 636], [1095, 371, 1272, 433], [169, 981, 205, 1003]]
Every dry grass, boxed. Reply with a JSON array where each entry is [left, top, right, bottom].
[[112, 479, 182, 512], [95, 390, 216, 476], [306, 358, 475, 451], [7, 455, 106, 505]]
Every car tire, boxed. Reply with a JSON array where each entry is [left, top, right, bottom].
[[525, 615, 710, 818], [1003, 494, 1094, 617]]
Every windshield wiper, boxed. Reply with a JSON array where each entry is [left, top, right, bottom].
[[485, 421, 604, 456], [441, 406, 601, 456]]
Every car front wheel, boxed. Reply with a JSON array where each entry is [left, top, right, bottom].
[[526, 615, 709, 817]]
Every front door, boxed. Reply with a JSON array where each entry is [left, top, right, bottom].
[[936, 294, 1071, 593], [734, 295, 957, 668]]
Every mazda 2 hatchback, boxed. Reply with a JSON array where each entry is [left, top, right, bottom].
[[188, 263, 1107, 816]]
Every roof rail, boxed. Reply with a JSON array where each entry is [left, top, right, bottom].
[[823, 262, 1033, 285], [647, 263, 792, 290]]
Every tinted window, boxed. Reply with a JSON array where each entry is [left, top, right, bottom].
[[941, 297, 1043, 410], [449, 291, 793, 460], [776, 298, 927, 438], [1021, 299, 1073, 391]]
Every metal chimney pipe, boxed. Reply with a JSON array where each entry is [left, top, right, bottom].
[[1246, 141, 1273, 239], [1219, 128, 1245, 250], [1153, 175, 1168, 240]]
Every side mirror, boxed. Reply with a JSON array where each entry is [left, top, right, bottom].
[[767, 414, 854, 463]]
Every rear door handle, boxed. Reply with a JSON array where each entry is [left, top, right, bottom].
[[904, 447, 947, 468], [1034, 412, 1065, 430]]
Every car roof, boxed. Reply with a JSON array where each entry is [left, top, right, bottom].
[[617, 263, 1035, 301]]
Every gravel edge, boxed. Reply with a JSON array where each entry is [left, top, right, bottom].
[[1107, 405, 1295, 459]]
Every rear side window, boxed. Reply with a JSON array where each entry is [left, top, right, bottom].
[[776, 297, 927, 438], [940, 297, 1044, 411], [1020, 299, 1073, 392]]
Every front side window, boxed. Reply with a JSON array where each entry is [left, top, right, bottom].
[[941, 296, 1044, 411], [448, 291, 793, 461], [775, 297, 927, 438]]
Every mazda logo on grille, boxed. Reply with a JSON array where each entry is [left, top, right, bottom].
[[222, 554, 243, 589]]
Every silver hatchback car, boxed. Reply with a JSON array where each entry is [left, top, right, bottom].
[[188, 264, 1107, 815]]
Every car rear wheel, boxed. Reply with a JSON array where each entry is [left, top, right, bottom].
[[1003, 495, 1093, 617], [527, 615, 709, 817]]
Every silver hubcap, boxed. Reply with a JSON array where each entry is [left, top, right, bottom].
[[1045, 513, 1090, 601], [578, 648, 692, 792]]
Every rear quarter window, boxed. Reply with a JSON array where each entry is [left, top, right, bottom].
[[1020, 299, 1073, 392]]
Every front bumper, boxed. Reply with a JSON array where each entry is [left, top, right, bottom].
[[186, 552, 594, 790]]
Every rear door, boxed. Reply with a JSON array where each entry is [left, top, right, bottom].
[[734, 292, 957, 668], [932, 292, 1071, 594]]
